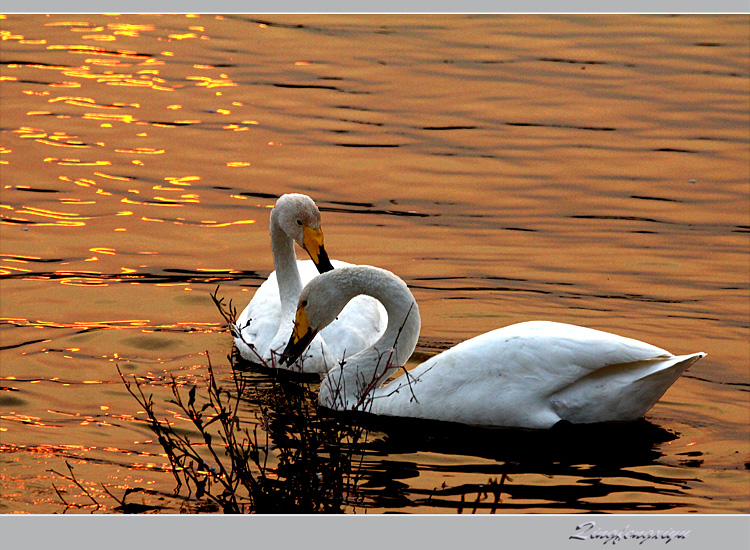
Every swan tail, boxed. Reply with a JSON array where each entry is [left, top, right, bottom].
[[550, 352, 705, 424]]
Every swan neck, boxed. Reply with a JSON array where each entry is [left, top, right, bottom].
[[270, 209, 302, 317], [369, 282, 420, 368], [321, 268, 421, 410]]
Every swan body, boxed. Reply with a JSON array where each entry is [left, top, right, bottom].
[[281, 266, 706, 429], [234, 195, 386, 373]]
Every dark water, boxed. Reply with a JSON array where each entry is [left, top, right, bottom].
[[0, 14, 748, 513]]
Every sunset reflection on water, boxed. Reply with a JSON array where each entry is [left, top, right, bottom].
[[1, 13, 748, 514]]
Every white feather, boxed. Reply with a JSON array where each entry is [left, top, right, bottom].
[[295, 266, 704, 429], [234, 195, 385, 373]]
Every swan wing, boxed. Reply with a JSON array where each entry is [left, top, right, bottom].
[[548, 352, 704, 423], [236, 260, 325, 364], [371, 321, 699, 428], [321, 294, 387, 363], [235, 271, 282, 361]]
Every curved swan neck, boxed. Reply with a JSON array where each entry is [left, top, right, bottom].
[[316, 267, 421, 409], [269, 206, 303, 319], [361, 272, 420, 368]]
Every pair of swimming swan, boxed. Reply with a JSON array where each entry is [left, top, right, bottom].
[[234, 193, 386, 373], [237, 194, 705, 429]]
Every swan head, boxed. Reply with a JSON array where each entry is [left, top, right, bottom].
[[279, 305, 318, 366], [273, 193, 334, 273], [279, 270, 355, 366]]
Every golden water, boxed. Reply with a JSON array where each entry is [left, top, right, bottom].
[[1, 14, 748, 513]]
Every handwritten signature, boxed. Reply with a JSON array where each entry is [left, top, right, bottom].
[[570, 521, 691, 545]]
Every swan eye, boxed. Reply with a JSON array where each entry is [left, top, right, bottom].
[[301, 300, 307, 307], [296, 219, 302, 226]]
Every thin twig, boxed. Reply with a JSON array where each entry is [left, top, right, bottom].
[[48, 462, 101, 509]]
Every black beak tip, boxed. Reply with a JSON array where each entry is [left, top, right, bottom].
[[315, 247, 334, 273], [279, 335, 301, 366], [279, 330, 316, 367]]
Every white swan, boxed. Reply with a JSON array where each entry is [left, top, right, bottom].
[[280, 266, 706, 429], [234, 194, 385, 373]]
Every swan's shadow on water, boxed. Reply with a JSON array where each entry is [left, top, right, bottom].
[[345, 411, 674, 465], [234, 356, 322, 384], [336, 413, 696, 512], [232, 358, 697, 513]]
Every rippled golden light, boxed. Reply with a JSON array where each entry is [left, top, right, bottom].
[[94, 171, 130, 181], [49, 96, 116, 109], [4, 317, 181, 332], [154, 195, 198, 203], [81, 35, 116, 42], [115, 147, 163, 155], [169, 33, 198, 40], [186, 75, 237, 89], [88, 59, 133, 68], [1, 205, 90, 227], [35, 139, 88, 148], [198, 220, 255, 228], [0, 265, 33, 274], [165, 176, 199, 185], [108, 23, 156, 33], [60, 199, 96, 204], [83, 114, 139, 126], [0, 255, 41, 261], [44, 21, 90, 27], [44, 157, 111, 166], [121, 197, 179, 207], [48, 44, 148, 61], [1, 30, 24, 40], [16, 129, 46, 139], [140, 58, 164, 67]]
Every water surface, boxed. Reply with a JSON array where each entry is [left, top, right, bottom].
[[1, 14, 748, 513]]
